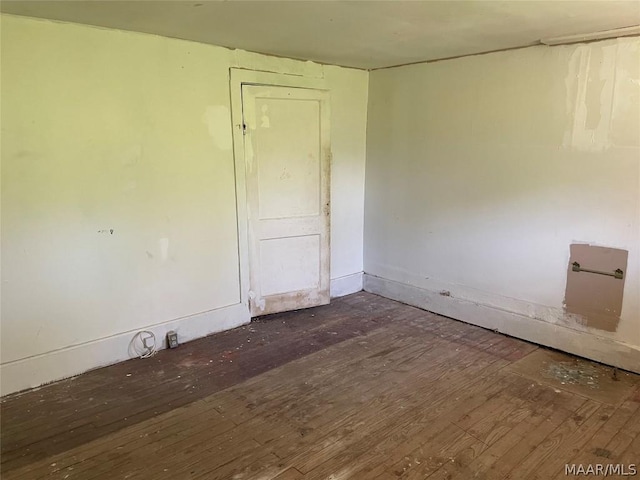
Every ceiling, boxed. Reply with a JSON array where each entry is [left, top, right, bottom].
[[2, 1, 639, 70]]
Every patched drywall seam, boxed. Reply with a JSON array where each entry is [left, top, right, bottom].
[[563, 41, 618, 151]]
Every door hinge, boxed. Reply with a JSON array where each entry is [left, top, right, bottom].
[[242, 123, 247, 136]]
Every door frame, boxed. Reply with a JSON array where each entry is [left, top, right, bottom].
[[229, 68, 328, 315]]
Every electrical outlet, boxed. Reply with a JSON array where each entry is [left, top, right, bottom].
[[167, 331, 179, 349]]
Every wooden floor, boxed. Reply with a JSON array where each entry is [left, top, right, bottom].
[[2, 292, 639, 479]]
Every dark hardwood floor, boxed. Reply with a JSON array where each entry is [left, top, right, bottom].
[[1, 292, 639, 479]]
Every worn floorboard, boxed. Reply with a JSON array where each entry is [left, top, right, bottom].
[[1, 292, 639, 479]]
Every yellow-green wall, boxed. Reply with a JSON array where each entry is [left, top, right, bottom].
[[0, 14, 369, 394]]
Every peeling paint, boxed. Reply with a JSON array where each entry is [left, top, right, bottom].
[[248, 290, 266, 311]]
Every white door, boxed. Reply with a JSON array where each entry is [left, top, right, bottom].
[[241, 85, 330, 317]]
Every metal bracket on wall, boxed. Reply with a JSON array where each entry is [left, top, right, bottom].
[[572, 262, 624, 280]]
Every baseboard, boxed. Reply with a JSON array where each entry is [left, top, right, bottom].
[[1, 275, 364, 397], [330, 272, 364, 298], [0, 302, 250, 396], [364, 274, 640, 374]]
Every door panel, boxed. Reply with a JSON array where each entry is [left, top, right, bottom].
[[242, 85, 330, 316], [256, 98, 321, 219], [259, 235, 321, 296]]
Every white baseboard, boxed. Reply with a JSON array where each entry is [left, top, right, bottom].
[[364, 274, 640, 374], [0, 303, 250, 396], [1, 275, 364, 397], [330, 272, 364, 298]]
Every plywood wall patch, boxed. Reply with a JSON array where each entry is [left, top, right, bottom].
[[564, 244, 628, 332]]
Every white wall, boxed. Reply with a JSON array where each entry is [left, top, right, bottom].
[[325, 65, 368, 296], [365, 38, 640, 372], [0, 14, 368, 394]]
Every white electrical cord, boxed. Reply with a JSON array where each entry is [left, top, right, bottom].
[[130, 330, 157, 359]]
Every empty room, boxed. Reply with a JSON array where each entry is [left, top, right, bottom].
[[1, 1, 639, 478]]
